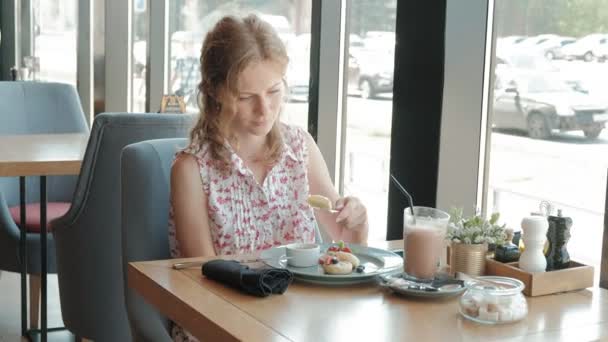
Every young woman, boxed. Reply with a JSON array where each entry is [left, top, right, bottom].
[[168, 14, 368, 340]]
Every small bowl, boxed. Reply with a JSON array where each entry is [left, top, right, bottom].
[[285, 243, 320, 267], [459, 276, 528, 324]]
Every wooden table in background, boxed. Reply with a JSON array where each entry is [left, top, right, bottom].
[[0, 134, 87, 176], [0, 133, 88, 342], [129, 240, 608, 341]]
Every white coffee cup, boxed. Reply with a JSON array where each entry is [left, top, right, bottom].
[[285, 243, 320, 267]]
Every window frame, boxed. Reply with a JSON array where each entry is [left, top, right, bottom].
[[435, 0, 495, 218], [386, 0, 450, 240]]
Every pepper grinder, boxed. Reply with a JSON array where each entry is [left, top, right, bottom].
[[545, 209, 572, 270], [519, 216, 548, 273]]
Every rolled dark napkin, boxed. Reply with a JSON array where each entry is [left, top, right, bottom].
[[202, 259, 293, 297]]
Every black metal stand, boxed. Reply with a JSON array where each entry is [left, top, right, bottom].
[[20, 176, 27, 336], [19, 176, 69, 342], [40, 176, 47, 342], [24, 327, 71, 342]]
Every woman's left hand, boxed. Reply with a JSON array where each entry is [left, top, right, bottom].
[[334, 196, 368, 231]]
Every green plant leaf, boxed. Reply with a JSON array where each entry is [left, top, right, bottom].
[[490, 212, 500, 225]]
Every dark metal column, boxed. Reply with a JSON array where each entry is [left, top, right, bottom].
[[40, 176, 47, 342], [601, 169, 607, 289], [386, 1, 447, 240], [19, 176, 28, 336]]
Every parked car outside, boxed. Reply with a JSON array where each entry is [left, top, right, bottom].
[[538, 37, 575, 60], [286, 49, 309, 102], [516, 34, 560, 49], [562, 33, 608, 62], [592, 38, 608, 62], [286, 34, 311, 102], [354, 50, 394, 99], [493, 74, 608, 139], [284, 33, 382, 102], [349, 34, 365, 58], [362, 31, 395, 55], [496, 35, 527, 57], [494, 53, 560, 89]]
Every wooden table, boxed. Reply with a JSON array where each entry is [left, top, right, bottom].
[[129, 240, 608, 341], [0, 133, 87, 176], [0, 133, 88, 342]]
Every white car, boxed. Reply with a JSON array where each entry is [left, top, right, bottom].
[[496, 35, 527, 57], [592, 38, 608, 62], [516, 34, 560, 49], [495, 53, 559, 85], [561, 33, 608, 62], [539, 37, 576, 60], [494, 74, 608, 139]]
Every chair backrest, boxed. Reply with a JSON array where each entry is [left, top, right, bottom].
[[52, 113, 194, 342], [0, 81, 88, 205], [121, 138, 188, 342]]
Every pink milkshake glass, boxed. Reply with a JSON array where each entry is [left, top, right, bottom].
[[403, 206, 450, 280]]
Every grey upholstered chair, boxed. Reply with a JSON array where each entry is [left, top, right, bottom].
[[121, 138, 188, 341], [120, 138, 322, 340], [0, 81, 88, 327], [51, 113, 194, 341]]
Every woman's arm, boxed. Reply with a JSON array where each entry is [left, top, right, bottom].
[[170, 154, 217, 257], [304, 131, 369, 244]]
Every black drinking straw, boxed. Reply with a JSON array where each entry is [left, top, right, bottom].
[[390, 174, 416, 224]]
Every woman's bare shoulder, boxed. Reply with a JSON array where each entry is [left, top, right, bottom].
[[171, 153, 201, 181]]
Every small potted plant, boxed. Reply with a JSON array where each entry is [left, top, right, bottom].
[[446, 208, 507, 276]]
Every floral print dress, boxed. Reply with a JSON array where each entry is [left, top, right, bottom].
[[168, 123, 317, 342]]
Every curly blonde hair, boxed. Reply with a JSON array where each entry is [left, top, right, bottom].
[[190, 14, 289, 171]]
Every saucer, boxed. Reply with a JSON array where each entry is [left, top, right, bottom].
[[378, 273, 466, 298]]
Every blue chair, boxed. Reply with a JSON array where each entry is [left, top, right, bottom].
[[120, 138, 324, 341], [0, 81, 88, 328], [52, 114, 194, 341], [121, 138, 188, 341]]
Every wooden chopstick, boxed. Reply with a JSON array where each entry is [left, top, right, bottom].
[[172, 261, 205, 270]]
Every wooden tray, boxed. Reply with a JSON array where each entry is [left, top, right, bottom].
[[485, 258, 594, 296]]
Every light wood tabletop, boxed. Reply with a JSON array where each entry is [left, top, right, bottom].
[[0, 133, 88, 177], [129, 241, 608, 342]]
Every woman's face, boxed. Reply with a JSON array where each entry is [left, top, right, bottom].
[[229, 59, 285, 138]]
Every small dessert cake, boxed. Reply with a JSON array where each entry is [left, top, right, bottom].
[[332, 251, 360, 268], [307, 195, 333, 210], [323, 260, 354, 275], [318, 241, 365, 275]]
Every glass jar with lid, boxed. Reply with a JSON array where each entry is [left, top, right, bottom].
[[459, 276, 528, 324]]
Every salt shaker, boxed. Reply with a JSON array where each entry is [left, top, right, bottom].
[[519, 216, 548, 273]]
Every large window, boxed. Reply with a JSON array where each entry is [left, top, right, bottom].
[[343, 0, 397, 242], [167, 0, 312, 131], [32, 0, 77, 84], [487, 1, 608, 269]]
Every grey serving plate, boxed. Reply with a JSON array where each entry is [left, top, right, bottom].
[[260, 243, 403, 285]]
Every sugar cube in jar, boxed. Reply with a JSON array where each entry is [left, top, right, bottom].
[[459, 276, 528, 324]]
